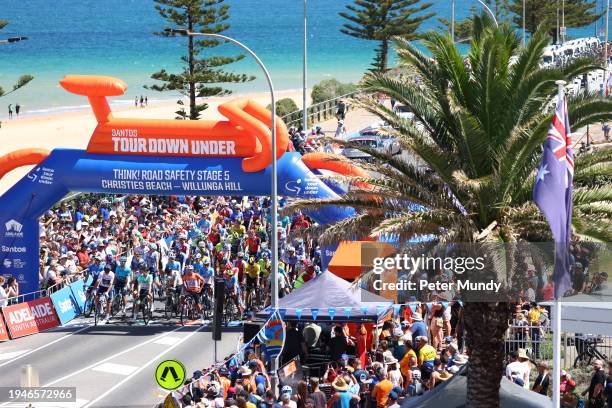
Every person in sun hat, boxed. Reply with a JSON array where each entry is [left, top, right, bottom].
[[329, 377, 359, 408]]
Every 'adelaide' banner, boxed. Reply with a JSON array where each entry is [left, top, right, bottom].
[[2, 297, 60, 339]]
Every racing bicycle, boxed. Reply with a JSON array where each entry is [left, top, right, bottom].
[[179, 294, 198, 326]]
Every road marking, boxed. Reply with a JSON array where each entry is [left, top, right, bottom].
[[82, 325, 205, 408], [153, 336, 182, 346], [0, 325, 91, 368], [92, 362, 139, 376], [45, 325, 186, 386], [0, 349, 32, 361]]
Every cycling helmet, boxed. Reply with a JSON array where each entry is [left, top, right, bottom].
[[186, 265, 195, 272], [105, 254, 114, 261], [237, 252, 244, 258], [249, 257, 255, 264], [226, 267, 237, 276], [262, 252, 269, 259], [203, 257, 210, 265], [120, 256, 127, 262], [150, 243, 157, 250], [224, 262, 233, 270], [103, 265, 111, 272], [168, 252, 176, 259], [281, 385, 292, 395], [194, 253, 202, 259], [198, 241, 206, 248]]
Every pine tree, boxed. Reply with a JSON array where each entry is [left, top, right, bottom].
[[0, 20, 33, 100], [507, 0, 600, 43], [339, 0, 434, 73], [438, 0, 509, 42], [148, 0, 254, 120]]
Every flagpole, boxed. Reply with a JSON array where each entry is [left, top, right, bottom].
[[552, 79, 567, 408]]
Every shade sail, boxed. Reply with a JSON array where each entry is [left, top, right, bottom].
[[256, 271, 392, 322]]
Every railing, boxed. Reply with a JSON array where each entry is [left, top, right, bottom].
[[5, 274, 84, 305], [281, 91, 359, 130], [504, 322, 611, 368]]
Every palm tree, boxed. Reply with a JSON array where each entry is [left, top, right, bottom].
[[285, 14, 612, 407]]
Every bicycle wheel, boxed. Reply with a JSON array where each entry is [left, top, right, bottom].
[[179, 298, 191, 326], [93, 299, 100, 326], [83, 294, 94, 318], [143, 299, 151, 325], [164, 296, 174, 320]]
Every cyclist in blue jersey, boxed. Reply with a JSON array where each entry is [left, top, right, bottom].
[[223, 266, 243, 315], [85, 254, 105, 297], [165, 253, 181, 274], [114, 256, 132, 316]]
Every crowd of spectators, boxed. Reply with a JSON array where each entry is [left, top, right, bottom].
[[33, 193, 323, 318]]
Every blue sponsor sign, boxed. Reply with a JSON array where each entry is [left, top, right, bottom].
[[69, 279, 87, 313], [50, 284, 81, 324]]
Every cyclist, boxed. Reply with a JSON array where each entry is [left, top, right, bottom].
[[165, 252, 181, 274], [245, 256, 261, 309], [114, 256, 132, 316], [200, 257, 215, 306], [223, 266, 243, 316], [85, 254, 105, 303], [233, 252, 247, 287], [94, 264, 115, 321], [183, 265, 205, 316], [258, 253, 272, 294], [133, 265, 153, 320]]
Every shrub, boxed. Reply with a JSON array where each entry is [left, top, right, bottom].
[[310, 79, 358, 104]]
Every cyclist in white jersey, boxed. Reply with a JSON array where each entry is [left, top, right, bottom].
[[94, 264, 115, 321]]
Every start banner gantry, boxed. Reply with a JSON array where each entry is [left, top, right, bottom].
[[0, 75, 365, 295]]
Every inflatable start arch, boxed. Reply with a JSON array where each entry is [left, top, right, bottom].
[[0, 75, 363, 295]]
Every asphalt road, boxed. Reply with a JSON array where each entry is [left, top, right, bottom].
[[0, 312, 242, 408]]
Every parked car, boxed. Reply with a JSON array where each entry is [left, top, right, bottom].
[[341, 123, 401, 161]]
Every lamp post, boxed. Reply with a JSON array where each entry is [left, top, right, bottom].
[[303, 0, 308, 134], [450, 0, 499, 41], [164, 27, 281, 388], [605, 0, 610, 95], [451, 0, 455, 42], [522, 0, 526, 45]]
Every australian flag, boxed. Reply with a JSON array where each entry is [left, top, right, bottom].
[[533, 88, 574, 299]]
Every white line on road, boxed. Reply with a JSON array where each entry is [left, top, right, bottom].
[[0, 349, 32, 361], [82, 325, 205, 408], [0, 325, 91, 368], [44, 325, 186, 386], [92, 362, 139, 376]]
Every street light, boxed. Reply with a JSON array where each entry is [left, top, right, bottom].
[[164, 26, 281, 385], [303, 0, 308, 134], [451, 0, 499, 42]]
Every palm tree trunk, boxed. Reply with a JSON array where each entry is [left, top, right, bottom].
[[464, 302, 511, 408]]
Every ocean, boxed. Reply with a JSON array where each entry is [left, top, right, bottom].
[[0, 0, 606, 116]]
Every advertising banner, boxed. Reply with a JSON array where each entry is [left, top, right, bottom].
[[2, 297, 60, 339], [50, 285, 81, 325], [69, 278, 87, 313], [0, 314, 9, 341]]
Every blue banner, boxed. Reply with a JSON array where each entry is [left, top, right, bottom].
[[50, 284, 81, 325], [0, 150, 355, 295], [69, 279, 87, 312]]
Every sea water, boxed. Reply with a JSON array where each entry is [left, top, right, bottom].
[[0, 0, 606, 116]]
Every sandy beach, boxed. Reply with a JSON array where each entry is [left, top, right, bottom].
[[0, 88, 306, 194]]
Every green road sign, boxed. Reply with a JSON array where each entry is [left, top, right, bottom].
[[155, 359, 186, 390]]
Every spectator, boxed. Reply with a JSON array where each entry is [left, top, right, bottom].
[[371, 372, 392, 408], [308, 378, 326, 408], [582, 360, 606, 408], [328, 325, 349, 362], [0, 276, 8, 307], [282, 321, 308, 365], [605, 361, 612, 408], [532, 362, 550, 396], [505, 350, 531, 390], [328, 377, 358, 408], [409, 314, 427, 345]]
